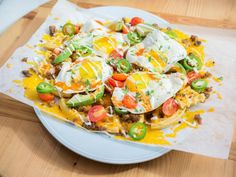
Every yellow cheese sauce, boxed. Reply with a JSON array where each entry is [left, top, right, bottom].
[[115, 109, 205, 146], [21, 72, 84, 127], [205, 59, 215, 67], [21, 72, 207, 146], [207, 107, 215, 112]]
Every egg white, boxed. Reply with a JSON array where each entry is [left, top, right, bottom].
[[55, 56, 113, 94], [111, 72, 186, 114], [126, 29, 187, 73]]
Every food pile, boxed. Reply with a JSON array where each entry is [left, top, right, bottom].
[[21, 16, 213, 143]]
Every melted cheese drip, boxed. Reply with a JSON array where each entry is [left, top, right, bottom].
[[207, 107, 215, 112], [205, 59, 215, 67]]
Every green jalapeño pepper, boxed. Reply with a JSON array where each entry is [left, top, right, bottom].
[[127, 32, 142, 44], [117, 59, 131, 73], [36, 82, 56, 93], [77, 46, 92, 57], [62, 23, 75, 36], [191, 79, 208, 92], [129, 122, 147, 140], [183, 53, 203, 71], [114, 107, 128, 115]]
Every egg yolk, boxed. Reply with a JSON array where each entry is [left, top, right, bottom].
[[145, 50, 167, 72], [126, 73, 152, 92], [93, 36, 117, 55], [77, 59, 102, 80]]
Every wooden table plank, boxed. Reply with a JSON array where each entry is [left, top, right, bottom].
[[76, 0, 236, 28], [0, 116, 235, 177]]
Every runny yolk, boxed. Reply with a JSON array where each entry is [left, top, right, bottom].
[[93, 36, 117, 55], [126, 73, 151, 92]]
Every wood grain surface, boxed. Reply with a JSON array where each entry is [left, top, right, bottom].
[[0, 0, 236, 177]]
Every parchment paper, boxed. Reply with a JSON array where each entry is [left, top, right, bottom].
[[0, 0, 236, 159]]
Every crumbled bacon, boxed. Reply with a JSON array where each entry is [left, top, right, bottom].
[[194, 114, 202, 125], [21, 57, 28, 62], [22, 70, 32, 77], [49, 25, 56, 36], [120, 114, 140, 123]]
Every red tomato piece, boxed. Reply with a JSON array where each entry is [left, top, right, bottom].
[[74, 25, 80, 34], [135, 48, 144, 56], [187, 71, 201, 84], [110, 50, 123, 59], [122, 25, 130, 34], [122, 94, 138, 109], [38, 93, 55, 102], [108, 78, 124, 88], [130, 17, 144, 26], [104, 80, 114, 93], [162, 98, 179, 116], [112, 73, 128, 81], [88, 105, 107, 122]]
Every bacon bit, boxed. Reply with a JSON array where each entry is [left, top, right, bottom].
[[201, 71, 212, 78], [53, 48, 61, 55], [194, 114, 202, 125], [205, 87, 213, 92], [49, 25, 56, 36], [190, 35, 198, 42], [95, 20, 104, 25], [136, 48, 144, 56], [21, 57, 28, 62], [194, 41, 201, 46], [45, 72, 53, 80], [22, 70, 32, 77]]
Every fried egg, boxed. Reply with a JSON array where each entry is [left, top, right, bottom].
[[111, 72, 186, 114], [55, 56, 112, 94], [126, 29, 187, 73], [71, 20, 128, 59]]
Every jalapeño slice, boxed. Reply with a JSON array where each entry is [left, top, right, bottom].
[[129, 122, 147, 140]]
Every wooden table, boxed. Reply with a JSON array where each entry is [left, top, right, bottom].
[[0, 0, 236, 176]]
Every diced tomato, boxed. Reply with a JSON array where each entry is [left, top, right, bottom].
[[110, 49, 123, 59], [112, 73, 128, 81], [122, 25, 130, 34], [38, 93, 55, 102], [122, 94, 137, 109], [108, 78, 124, 88], [130, 17, 144, 26], [162, 98, 179, 116], [135, 48, 144, 56], [53, 48, 61, 55], [187, 71, 201, 84], [88, 105, 107, 122], [104, 80, 114, 93], [74, 25, 80, 34]]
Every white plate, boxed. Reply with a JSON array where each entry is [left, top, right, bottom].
[[35, 6, 171, 164]]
